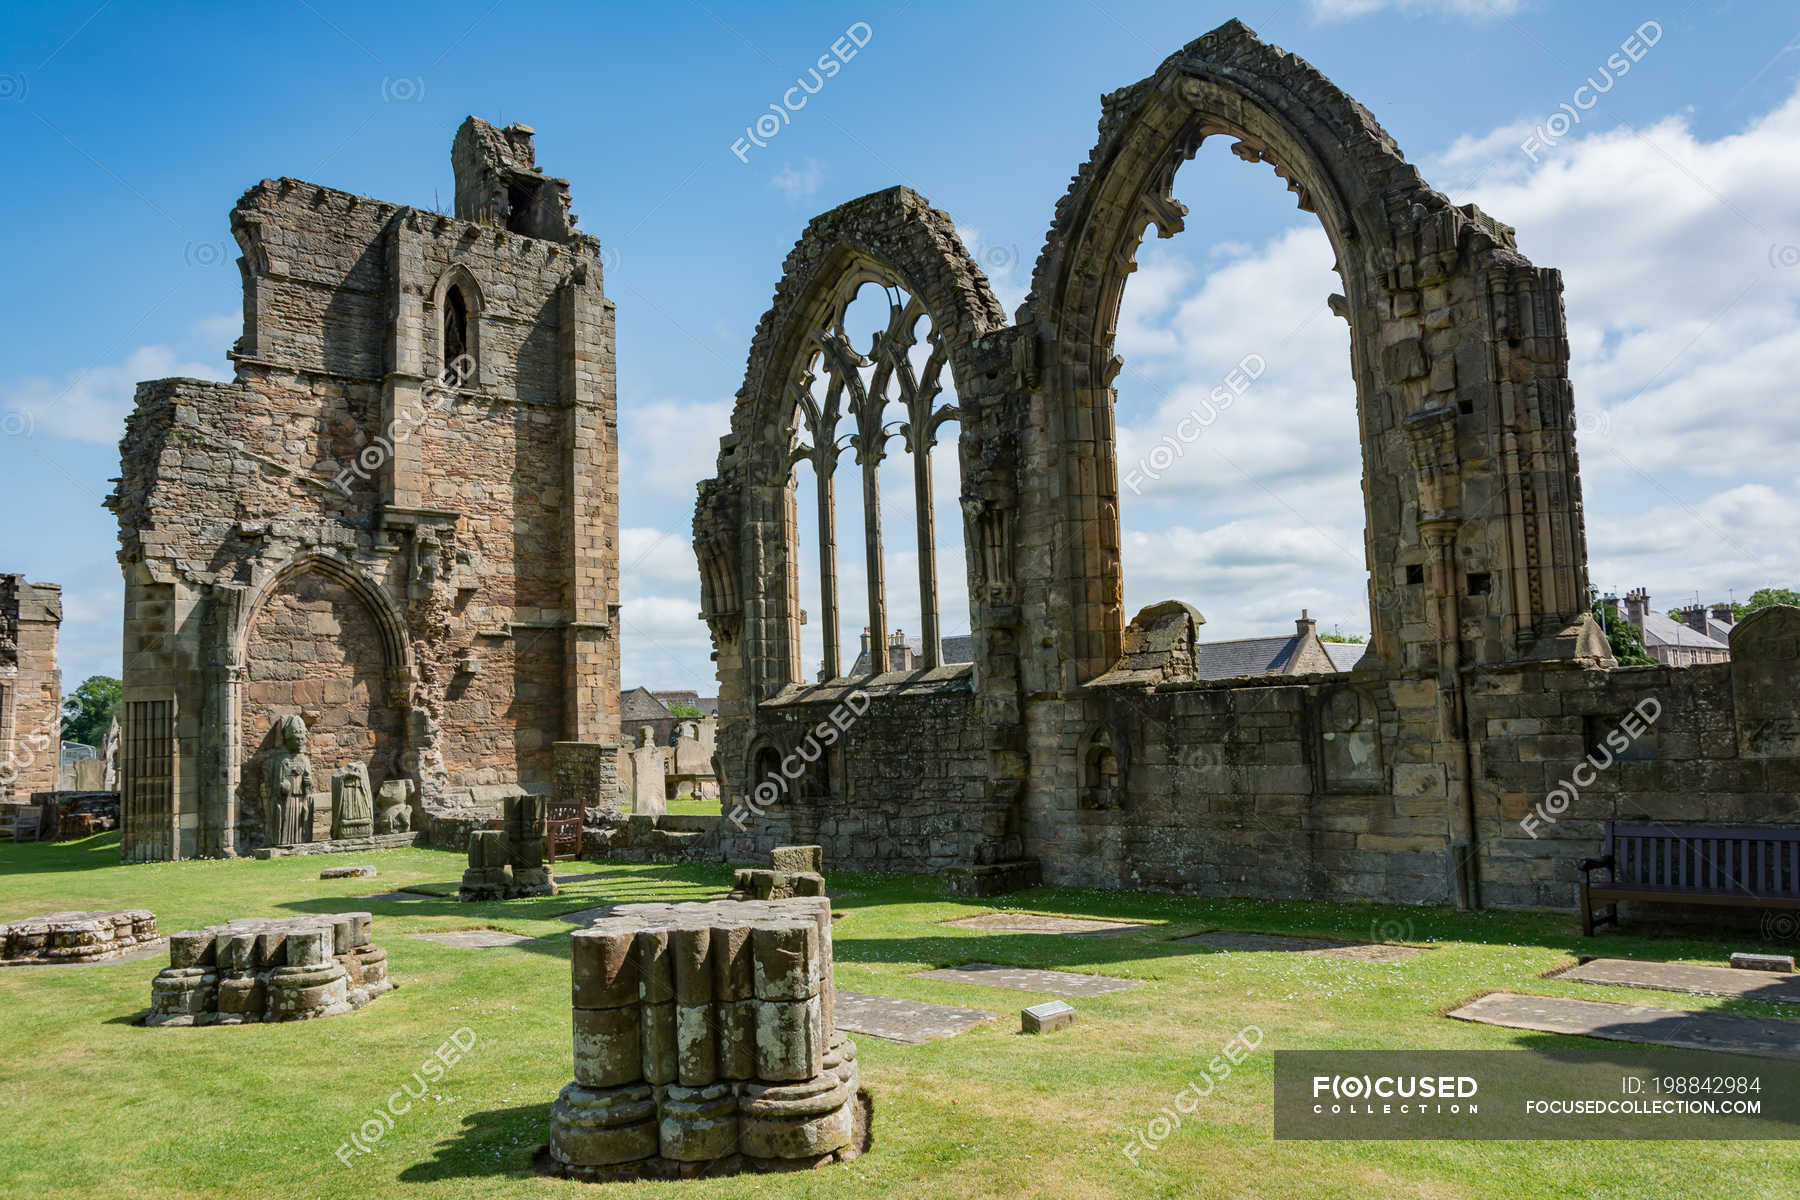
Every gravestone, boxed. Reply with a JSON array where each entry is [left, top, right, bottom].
[[1733, 606, 1800, 757], [1021, 1000, 1076, 1034]]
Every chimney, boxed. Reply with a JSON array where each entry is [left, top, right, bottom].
[[1623, 588, 1649, 629], [1295, 609, 1316, 638], [859, 627, 870, 654], [889, 628, 908, 670], [1677, 605, 1708, 633], [1712, 603, 1735, 624]]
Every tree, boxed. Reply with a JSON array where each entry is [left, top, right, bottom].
[[60, 676, 121, 748], [666, 701, 704, 718], [1736, 588, 1800, 620], [1319, 633, 1367, 643], [1592, 596, 1655, 666]]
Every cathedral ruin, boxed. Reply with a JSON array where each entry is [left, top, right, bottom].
[[110, 117, 620, 861], [693, 20, 1800, 910]]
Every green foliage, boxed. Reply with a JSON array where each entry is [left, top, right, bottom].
[[59, 675, 120, 748], [1736, 588, 1800, 620], [665, 701, 704, 718], [1319, 633, 1367, 643], [1593, 598, 1655, 666]]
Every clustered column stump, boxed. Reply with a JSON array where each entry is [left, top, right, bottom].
[[549, 897, 870, 1180], [145, 912, 394, 1026], [460, 795, 558, 901]]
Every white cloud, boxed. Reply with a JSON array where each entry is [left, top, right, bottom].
[[617, 526, 713, 689], [771, 158, 824, 201], [193, 313, 241, 342], [618, 397, 733, 502], [1441, 85, 1800, 480], [1310, 0, 1521, 20], [1587, 483, 1800, 609], [4, 345, 226, 445]]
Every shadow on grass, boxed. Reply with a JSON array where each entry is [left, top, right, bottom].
[[396, 1101, 553, 1182], [0, 830, 126, 874]]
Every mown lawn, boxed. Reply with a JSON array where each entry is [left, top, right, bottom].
[[0, 832, 1796, 1198]]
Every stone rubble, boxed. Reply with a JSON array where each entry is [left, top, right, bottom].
[[145, 912, 394, 1025], [1, 909, 158, 965]]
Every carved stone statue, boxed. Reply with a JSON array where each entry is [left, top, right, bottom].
[[331, 763, 374, 840], [265, 716, 314, 847], [375, 779, 413, 834]]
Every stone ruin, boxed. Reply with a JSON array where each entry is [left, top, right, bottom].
[[109, 115, 621, 862], [460, 794, 557, 900], [548, 896, 867, 1179], [146, 912, 392, 1025], [690, 18, 1800, 913], [0, 575, 62, 802], [617, 716, 721, 816], [731, 844, 826, 901], [2, 909, 159, 966]]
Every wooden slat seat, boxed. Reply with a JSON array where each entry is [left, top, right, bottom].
[[1580, 821, 1800, 935]]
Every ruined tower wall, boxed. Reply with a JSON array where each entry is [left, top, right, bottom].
[[112, 119, 619, 861], [0, 576, 62, 801]]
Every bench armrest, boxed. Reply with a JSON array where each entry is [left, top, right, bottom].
[[1577, 855, 1614, 878]]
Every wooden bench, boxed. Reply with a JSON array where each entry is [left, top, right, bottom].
[[1579, 821, 1800, 935], [545, 799, 583, 864]]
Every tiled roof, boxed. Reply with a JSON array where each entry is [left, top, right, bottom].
[[619, 686, 673, 722], [1638, 610, 1729, 651], [1194, 634, 1300, 680], [846, 633, 976, 677], [1320, 640, 1368, 672]]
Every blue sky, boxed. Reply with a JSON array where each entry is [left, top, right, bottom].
[[4, 0, 1799, 694]]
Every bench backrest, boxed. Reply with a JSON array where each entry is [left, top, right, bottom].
[[1607, 821, 1800, 898]]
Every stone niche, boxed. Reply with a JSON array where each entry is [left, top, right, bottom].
[[145, 912, 393, 1025], [547, 897, 870, 1180], [1, 909, 159, 965]]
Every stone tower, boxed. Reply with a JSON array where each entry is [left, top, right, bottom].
[[0, 576, 63, 801], [109, 118, 620, 861]]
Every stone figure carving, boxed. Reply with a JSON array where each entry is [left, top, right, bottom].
[[266, 716, 314, 847], [375, 779, 414, 834], [331, 762, 374, 840]]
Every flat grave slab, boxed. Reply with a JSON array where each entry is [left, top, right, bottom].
[[408, 930, 539, 950], [1555, 958, 1800, 1004], [1448, 992, 1800, 1059], [1173, 930, 1422, 962], [834, 991, 998, 1044], [913, 962, 1143, 997], [942, 912, 1156, 936], [555, 905, 615, 926]]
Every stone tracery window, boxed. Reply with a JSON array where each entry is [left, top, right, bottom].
[[787, 272, 964, 682]]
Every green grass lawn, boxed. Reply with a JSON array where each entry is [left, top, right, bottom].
[[661, 795, 721, 817], [1, 833, 1797, 1198]]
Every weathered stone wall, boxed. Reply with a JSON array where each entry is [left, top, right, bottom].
[[718, 675, 988, 873], [111, 118, 620, 861], [0, 576, 62, 801]]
